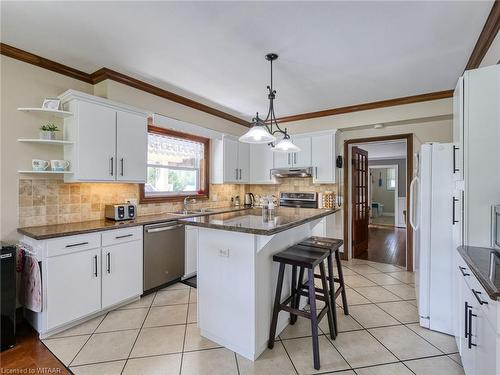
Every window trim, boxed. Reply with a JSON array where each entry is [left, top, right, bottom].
[[139, 125, 210, 203]]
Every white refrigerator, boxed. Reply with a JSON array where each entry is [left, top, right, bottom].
[[410, 143, 455, 335]]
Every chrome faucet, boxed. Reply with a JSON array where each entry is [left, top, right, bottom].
[[183, 196, 196, 212]]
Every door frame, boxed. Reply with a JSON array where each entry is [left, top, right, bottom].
[[343, 133, 413, 271], [368, 164, 399, 226]]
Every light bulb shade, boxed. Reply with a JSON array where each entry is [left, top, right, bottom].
[[272, 137, 300, 152], [238, 125, 276, 144]]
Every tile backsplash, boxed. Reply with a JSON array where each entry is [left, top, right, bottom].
[[18, 179, 245, 227]]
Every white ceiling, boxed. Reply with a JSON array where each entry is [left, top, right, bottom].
[[357, 141, 407, 160], [1, 1, 493, 119]]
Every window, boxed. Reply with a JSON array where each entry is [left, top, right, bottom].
[[140, 125, 209, 202], [386, 168, 396, 191]]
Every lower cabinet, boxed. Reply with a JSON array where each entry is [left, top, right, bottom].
[[453, 250, 499, 375], [46, 247, 101, 330], [102, 240, 143, 309]]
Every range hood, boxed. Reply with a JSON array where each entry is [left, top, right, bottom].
[[271, 167, 313, 178]]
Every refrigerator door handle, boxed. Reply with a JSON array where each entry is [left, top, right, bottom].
[[409, 176, 419, 230]]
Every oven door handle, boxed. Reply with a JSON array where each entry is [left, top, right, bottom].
[[146, 224, 184, 233]]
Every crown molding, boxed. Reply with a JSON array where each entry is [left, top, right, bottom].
[[465, 0, 500, 70]]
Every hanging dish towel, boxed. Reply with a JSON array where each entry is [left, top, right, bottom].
[[22, 254, 42, 312]]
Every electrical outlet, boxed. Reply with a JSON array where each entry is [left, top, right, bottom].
[[212, 194, 218, 202], [219, 248, 230, 257]]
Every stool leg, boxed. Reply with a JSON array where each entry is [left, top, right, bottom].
[[268, 263, 285, 349], [290, 265, 298, 325], [308, 268, 320, 370], [335, 250, 349, 315], [319, 261, 336, 340], [327, 254, 338, 336], [294, 266, 304, 316]]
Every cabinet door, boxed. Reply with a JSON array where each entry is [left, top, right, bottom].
[[223, 137, 239, 183], [185, 227, 198, 278], [474, 304, 496, 375], [461, 286, 477, 375], [250, 143, 275, 183], [116, 110, 147, 182], [452, 78, 464, 181], [273, 151, 291, 168], [76, 101, 116, 181], [237, 142, 250, 183], [311, 134, 335, 183], [292, 136, 311, 167], [46, 248, 101, 330], [102, 240, 143, 309]]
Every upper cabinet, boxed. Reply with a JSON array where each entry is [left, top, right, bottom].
[[311, 131, 336, 183], [273, 135, 311, 169], [211, 135, 250, 184], [249, 143, 276, 184], [60, 90, 148, 183]]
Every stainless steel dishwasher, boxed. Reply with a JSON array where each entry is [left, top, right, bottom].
[[143, 222, 185, 292]]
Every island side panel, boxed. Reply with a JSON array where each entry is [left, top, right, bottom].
[[254, 218, 324, 358], [196, 227, 257, 359]]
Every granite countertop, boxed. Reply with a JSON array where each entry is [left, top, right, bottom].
[[457, 245, 500, 300], [180, 207, 338, 235], [17, 206, 248, 240]]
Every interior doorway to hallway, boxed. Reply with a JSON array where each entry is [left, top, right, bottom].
[[343, 134, 413, 271]]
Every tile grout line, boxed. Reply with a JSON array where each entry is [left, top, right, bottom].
[[178, 287, 192, 375], [278, 330, 300, 374], [119, 290, 157, 375]]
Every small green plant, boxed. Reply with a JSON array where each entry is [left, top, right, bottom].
[[40, 123, 59, 132]]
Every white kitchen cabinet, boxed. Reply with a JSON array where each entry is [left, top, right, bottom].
[[185, 226, 198, 278], [249, 143, 276, 184], [60, 90, 148, 183], [273, 135, 312, 169], [46, 247, 101, 330], [211, 135, 249, 184], [311, 132, 336, 183], [452, 77, 464, 181], [116, 110, 148, 182], [293, 136, 312, 167], [102, 236, 143, 309], [237, 142, 250, 183]]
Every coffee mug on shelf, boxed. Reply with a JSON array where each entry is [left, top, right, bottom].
[[32, 159, 49, 171], [50, 160, 70, 171]]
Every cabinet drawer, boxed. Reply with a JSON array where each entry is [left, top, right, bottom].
[[46, 233, 101, 258], [102, 226, 142, 246]]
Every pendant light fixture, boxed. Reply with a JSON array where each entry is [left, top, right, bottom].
[[238, 53, 300, 153]]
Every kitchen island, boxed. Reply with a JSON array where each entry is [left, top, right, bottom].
[[180, 207, 338, 361]]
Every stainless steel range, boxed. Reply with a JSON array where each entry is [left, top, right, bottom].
[[279, 192, 318, 208]]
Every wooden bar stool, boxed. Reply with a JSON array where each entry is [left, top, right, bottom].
[[268, 245, 335, 370], [298, 237, 348, 337]]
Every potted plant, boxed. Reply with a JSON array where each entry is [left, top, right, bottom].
[[39, 123, 59, 140]]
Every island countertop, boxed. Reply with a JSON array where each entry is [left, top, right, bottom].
[[180, 207, 338, 235]]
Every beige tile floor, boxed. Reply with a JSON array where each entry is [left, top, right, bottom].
[[42, 258, 464, 375]]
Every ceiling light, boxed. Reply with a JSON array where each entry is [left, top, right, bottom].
[[239, 53, 300, 152], [272, 136, 300, 153]]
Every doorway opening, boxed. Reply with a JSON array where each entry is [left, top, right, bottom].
[[343, 134, 413, 271]]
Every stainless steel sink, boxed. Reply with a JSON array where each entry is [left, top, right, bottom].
[[171, 209, 215, 215]]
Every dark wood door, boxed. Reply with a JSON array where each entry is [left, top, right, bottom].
[[352, 146, 369, 257]]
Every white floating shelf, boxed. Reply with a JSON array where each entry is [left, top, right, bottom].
[[18, 138, 74, 145], [17, 107, 73, 118], [18, 170, 73, 174]]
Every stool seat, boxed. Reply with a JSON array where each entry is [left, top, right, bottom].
[[299, 236, 343, 252], [273, 245, 329, 268]]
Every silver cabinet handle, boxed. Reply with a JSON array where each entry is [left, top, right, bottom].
[[235, 168, 238, 180], [120, 158, 124, 176], [294, 153, 297, 164], [288, 154, 290, 165], [239, 168, 242, 180], [106, 252, 111, 274], [110, 157, 114, 176], [115, 233, 133, 239], [66, 241, 89, 248], [93, 255, 98, 277], [146, 224, 184, 233], [315, 166, 318, 179]]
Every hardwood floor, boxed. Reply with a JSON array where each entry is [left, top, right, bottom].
[[356, 224, 406, 267], [0, 320, 70, 374]]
